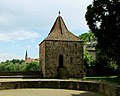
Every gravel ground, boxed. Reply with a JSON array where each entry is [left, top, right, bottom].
[[0, 88, 103, 96]]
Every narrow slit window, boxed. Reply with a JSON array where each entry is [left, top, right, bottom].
[[70, 57, 73, 64], [75, 43, 77, 47]]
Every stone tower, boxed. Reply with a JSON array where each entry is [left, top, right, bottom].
[[39, 14, 85, 78]]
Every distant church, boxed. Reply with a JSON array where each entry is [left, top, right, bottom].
[[39, 13, 85, 78], [25, 50, 38, 63]]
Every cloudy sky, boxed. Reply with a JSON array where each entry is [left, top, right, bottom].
[[0, 0, 93, 62]]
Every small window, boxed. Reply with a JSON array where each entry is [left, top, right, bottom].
[[59, 55, 64, 68], [75, 43, 77, 47]]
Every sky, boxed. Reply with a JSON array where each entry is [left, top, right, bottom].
[[0, 0, 93, 62]]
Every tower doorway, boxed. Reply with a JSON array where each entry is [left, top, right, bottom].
[[59, 55, 63, 68]]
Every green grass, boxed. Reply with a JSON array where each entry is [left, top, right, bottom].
[[83, 76, 120, 85]]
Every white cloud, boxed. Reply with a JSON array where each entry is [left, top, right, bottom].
[[0, 31, 40, 41], [0, 53, 23, 62], [0, 0, 93, 31]]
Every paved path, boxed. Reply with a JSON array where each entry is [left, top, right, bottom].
[[0, 88, 103, 96]]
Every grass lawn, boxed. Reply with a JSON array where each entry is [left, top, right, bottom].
[[83, 76, 120, 85]]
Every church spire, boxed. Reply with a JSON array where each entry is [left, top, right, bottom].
[[25, 50, 28, 60]]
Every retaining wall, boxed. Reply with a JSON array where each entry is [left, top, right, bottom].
[[0, 71, 41, 76], [0, 72, 41, 78], [0, 79, 120, 96]]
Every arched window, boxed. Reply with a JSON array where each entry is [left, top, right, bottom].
[[59, 55, 63, 68], [75, 43, 77, 47]]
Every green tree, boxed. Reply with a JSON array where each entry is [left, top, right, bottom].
[[95, 50, 118, 76], [2, 61, 15, 72], [0, 59, 26, 72], [80, 31, 118, 76], [25, 62, 39, 71], [85, 0, 120, 66], [84, 50, 96, 69], [79, 31, 96, 43], [19, 62, 26, 71], [0, 59, 40, 72], [11, 59, 24, 64]]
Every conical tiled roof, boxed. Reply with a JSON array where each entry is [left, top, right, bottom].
[[45, 15, 81, 41]]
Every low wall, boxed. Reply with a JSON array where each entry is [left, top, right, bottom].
[[0, 79, 120, 96], [0, 71, 41, 76], [0, 71, 41, 78]]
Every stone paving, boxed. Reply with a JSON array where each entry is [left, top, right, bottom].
[[0, 88, 103, 96]]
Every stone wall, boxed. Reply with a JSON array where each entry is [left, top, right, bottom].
[[39, 41, 45, 77], [0, 72, 41, 78], [0, 80, 120, 96], [40, 40, 85, 78], [0, 71, 40, 76]]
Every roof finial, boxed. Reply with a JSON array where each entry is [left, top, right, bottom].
[[59, 11, 61, 16]]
